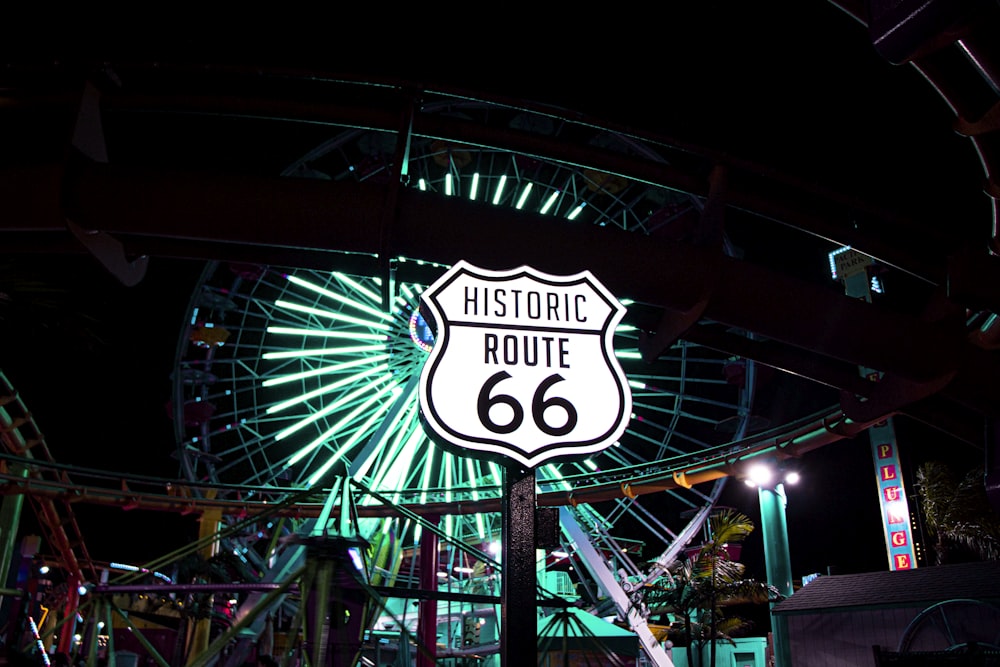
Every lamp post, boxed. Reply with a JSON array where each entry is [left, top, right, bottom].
[[746, 463, 796, 667]]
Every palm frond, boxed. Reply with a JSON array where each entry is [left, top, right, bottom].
[[709, 509, 755, 546], [917, 461, 1000, 564]]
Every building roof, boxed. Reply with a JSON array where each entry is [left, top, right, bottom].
[[773, 561, 1000, 615]]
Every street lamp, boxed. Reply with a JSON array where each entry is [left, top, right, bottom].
[[741, 460, 797, 667], [744, 461, 800, 488]]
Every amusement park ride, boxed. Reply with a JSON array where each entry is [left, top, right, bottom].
[[2, 1, 1000, 665]]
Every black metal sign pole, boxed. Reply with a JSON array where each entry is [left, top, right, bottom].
[[501, 463, 537, 665]]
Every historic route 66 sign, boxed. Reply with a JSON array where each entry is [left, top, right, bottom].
[[418, 261, 632, 468]]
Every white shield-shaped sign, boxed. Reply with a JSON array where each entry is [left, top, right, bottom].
[[418, 261, 632, 468]]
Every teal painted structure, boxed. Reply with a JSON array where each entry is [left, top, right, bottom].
[[670, 636, 768, 667], [759, 483, 793, 667]]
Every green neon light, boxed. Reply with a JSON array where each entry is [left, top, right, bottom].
[[539, 190, 559, 215], [465, 458, 479, 496], [262, 344, 386, 360], [420, 441, 435, 505], [371, 418, 423, 490], [628, 380, 647, 390], [266, 365, 388, 415], [515, 182, 533, 210], [352, 383, 418, 481], [400, 283, 414, 300], [489, 461, 503, 488], [287, 275, 393, 322], [333, 272, 382, 304], [615, 350, 642, 359], [384, 427, 424, 490], [493, 174, 507, 205], [306, 394, 396, 486], [286, 381, 398, 467], [418, 178, 427, 191], [470, 172, 480, 200], [566, 202, 586, 220], [266, 326, 387, 341], [274, 300, 391, 331], [616, 324, 637, 332], [276, 377, 394, 441], [444, 455, 453, 505], [365, 413, 413, 488], [445, 173, 453, 196], [261, 354, 391, 387], [546, 464, 572, 492]]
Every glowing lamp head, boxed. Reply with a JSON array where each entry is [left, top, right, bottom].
[[784, 470, 801, 485], [746, 463, 774, 488]]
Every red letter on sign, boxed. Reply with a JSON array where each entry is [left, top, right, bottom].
[[884, 486, 901, 502], [880, 465, 897, 481], [894, 554, 912, 570], [877, 444, 892, 459], [891, 531, 908, 547]]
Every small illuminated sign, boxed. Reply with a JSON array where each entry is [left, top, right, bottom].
[[418, 261, 632, 468], [828, 246, 873, 281]]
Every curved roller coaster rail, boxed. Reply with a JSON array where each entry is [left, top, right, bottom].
[[0, 403, 887, 519]]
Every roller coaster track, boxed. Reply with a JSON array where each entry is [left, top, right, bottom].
[[0, 393, 888, 523], [0, 370, 98, 585]]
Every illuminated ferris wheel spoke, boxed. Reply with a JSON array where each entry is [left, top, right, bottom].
[[265, 365, 390, 415], [273, 378, 396, 442], [284, 381, 399, 467], [347, 379, 419, 479], [285, 274, 393, 322], [260, 355, 391, 387], [367, 416, 424, 493]]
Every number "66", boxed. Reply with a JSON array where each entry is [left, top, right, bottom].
[[477, 371, 578, 436]]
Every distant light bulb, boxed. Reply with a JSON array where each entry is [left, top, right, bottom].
[[785, 471, 801, 485]]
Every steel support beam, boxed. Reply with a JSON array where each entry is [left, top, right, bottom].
[[559, 506, 674, 666], [6, 159, 988, 406]]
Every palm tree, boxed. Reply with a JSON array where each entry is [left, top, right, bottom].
[[916, 461, 1000, 564], [641, 509, 776, 667]]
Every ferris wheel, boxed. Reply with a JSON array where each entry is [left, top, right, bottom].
[[169, 93, 759, 608]]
